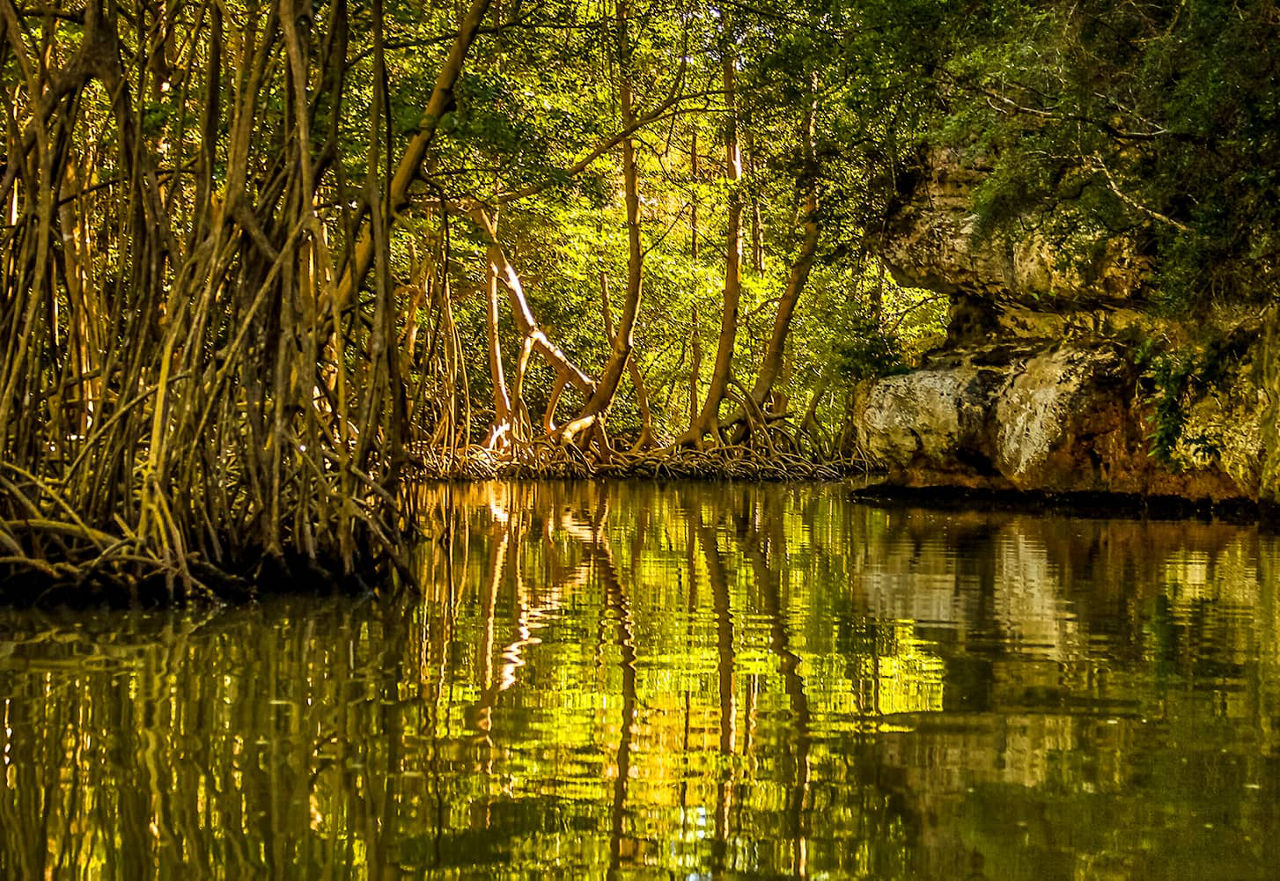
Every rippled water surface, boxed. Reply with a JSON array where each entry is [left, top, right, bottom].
[[2, 481, 1279, 879]]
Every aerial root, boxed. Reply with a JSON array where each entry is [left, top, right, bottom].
[[0, 439, 865, 607]]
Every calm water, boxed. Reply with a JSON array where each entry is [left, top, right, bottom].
[[1, 482, 1278, 879]]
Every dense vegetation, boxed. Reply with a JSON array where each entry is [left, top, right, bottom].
[[945, 0, 1280, 310], [0, 0, 1275, 595]]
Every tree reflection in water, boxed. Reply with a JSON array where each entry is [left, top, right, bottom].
[[1, 481, 1278, 879]]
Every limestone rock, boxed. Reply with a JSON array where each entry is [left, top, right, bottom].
[[881, 148, 1146, 306], [853, 367, 1004, 485], [853, 149, 1277, 506], [993, 346, 1126, 489]]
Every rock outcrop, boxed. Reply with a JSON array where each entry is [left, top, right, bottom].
[[851, 149, 1280, 505]]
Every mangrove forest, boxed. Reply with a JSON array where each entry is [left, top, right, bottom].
[[4, 1, 1280, 878], [4, 0, 1274, 599]]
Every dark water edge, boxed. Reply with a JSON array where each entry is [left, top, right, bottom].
[[2, 479, 1279, 879], [849, 481, 1272, 527], [0, 543, 389, 610]]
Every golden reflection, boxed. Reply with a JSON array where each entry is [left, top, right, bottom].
[[1, 483, 1279, 879]]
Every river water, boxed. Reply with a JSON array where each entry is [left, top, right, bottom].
[[1, 481, 1277, 879]]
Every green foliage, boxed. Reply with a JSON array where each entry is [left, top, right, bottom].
[[1134, 331, 1246, 464], [832, 310, 908, 383], [1139, 344, 1197, 465], [931, 0, 1280, 312]]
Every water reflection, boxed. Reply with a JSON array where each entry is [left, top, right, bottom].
[[2, 481, 1278, 879]]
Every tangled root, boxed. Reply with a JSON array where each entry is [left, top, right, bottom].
[[410, 438, 867, 482]]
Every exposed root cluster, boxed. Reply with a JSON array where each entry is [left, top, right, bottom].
[[412, 440, 866, 481]]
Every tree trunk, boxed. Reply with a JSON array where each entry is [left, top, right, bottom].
[[684, 34, 741, 446], [333, 0, 493, 307], [468, 203, 596, 396], [725, 86, 820, 439], [688, 310, 701, 429], [598, 270, 655, 449], [688, 131, 701, 427], [558, 0, 645, 445], [755, 195, 817, 404], [723, 193, 818, 439], [747, 131, 763, 272], [484, 261, 514, 448]]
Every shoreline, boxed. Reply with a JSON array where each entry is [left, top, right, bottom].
[[2, 469, 1275, 609]]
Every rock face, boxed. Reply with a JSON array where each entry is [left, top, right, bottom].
[[851, 149, 1280, 504]]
